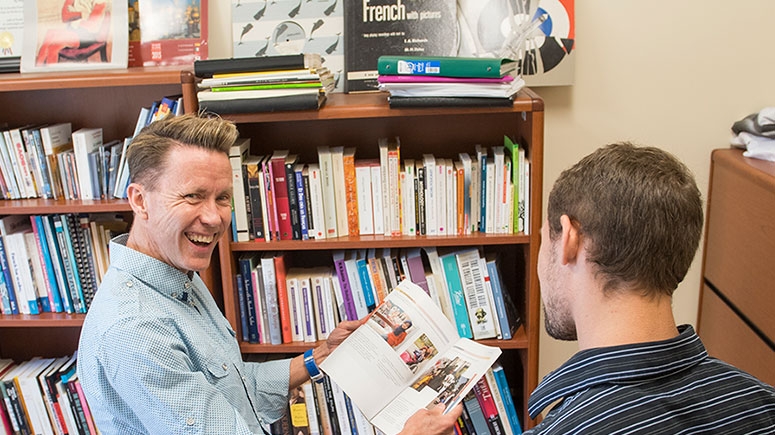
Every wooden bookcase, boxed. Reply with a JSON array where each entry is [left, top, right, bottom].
[[0, 67, 184, 361], [181, 71, 544, 428]]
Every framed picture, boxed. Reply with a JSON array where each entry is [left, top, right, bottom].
[[21, 0, 128, 72]]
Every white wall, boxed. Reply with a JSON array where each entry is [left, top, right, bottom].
[[207, 0, 775, 381]]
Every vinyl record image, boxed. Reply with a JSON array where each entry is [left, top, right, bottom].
[[272, 20, 306, 54]]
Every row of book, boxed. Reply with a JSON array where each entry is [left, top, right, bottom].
[[0, 95, 182, 201], [377, 55, 526, 108], [0, 355, 99, 435], [274, 364, 522, 435], [195, 53, 335, 114], [0, 213, 129, 316], [236, 247, 520, 346], [230, 136, 530, 243]]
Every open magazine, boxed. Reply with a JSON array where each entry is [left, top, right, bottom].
[[320, 280, 502, 435]]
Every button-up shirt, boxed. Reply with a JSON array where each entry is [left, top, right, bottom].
[[78, 234, 290, 434], [525, 325, 775, 434]]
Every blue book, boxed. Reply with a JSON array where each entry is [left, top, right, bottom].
[[355, 255, 376, 312], [41, 215, 73, 313], [0, 235, 18, 314], [30, 128, 53, 199], [476, 145, 487, 232], [238, 254, 260, 343], [294, 164, 310, 240], [235, 273, 249, 343], [463, 391, 491, 435], [31, 215, 63, 312], [487, 258, 511, 340], [55, 215, 85, 313], [493, 363, 523, 434], [441, 252, 473, 338]]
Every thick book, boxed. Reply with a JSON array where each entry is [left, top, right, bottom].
[[388, 95, 515, 109], [128, 0, 208, 67], [198, 90, 325, 114], [344, 0, 458, 92], [71, 127, 103, 201], [378, 55, 517, 79], [320, 280, 501, 435], [229, 138, 251, 242], [269, 150, 294, 241], [259, 253, 284, 345], [456, 248, 498, 340], [194, 53, 322, 78], [379, 77, 525, 99]]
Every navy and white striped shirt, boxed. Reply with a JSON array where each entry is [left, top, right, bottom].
[[525, 325, 775, 434]]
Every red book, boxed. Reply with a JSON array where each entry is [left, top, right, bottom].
[[269, 150, 293, 240], [273, 253, 293, 343], [473, 377, 505, 435]]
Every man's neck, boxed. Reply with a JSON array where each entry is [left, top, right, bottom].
[[575, 290, 678, 350]]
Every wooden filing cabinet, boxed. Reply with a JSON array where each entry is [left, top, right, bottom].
[[697, 148, 775, 385]]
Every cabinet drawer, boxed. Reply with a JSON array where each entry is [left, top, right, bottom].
[[704, 150, 775, 340], [698, 285, 775, 385]]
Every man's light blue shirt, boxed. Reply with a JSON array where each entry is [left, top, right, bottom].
[[78, 234, 290, 434]]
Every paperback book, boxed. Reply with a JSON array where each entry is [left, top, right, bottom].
[[128, 0, 208, 67], [343, 0, 458, 93], [320, 280, 501, 435]]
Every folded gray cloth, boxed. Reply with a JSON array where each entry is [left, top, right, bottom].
[[732, 107, 775, 138]]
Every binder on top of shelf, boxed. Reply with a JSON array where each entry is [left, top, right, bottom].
[[194, 53, 323, 78], [378, 55, 517, 79]]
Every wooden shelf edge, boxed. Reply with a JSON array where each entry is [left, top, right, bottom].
[[0, 198, 131, 215], [230, 233, 531, 251], [0, 313, 85, 327], [0, 66, 186, 92]]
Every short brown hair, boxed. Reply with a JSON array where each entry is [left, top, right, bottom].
[[127, 113, 238, 190], [547, 142, 703, 296]]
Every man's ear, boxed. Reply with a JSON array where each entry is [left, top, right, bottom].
[[126, 183, 148, 220], [560, 214, 580, 265]]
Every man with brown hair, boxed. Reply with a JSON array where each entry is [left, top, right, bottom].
[[525, 143, 775, 434]]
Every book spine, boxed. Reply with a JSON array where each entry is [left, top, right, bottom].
[[302, 381, 321, 435], [262, 157, 279, 241], [387, 145, 401, 237], [308, 164, 327, 240], [73, 380, 98, 435], [492, 365, 522, 434], [463, 391, 490, 435], [54, 215, 84, 314], [1, 379, 23, 434], [369, 164, 384, 237], [23, 232, 50, 313], [321, 376, 342, 435], [5, 231, 40, 315], [486, 260, 512, 340], [238, 257, 259, 343], [73, 215, 98, 310], [245, 159, 265, 241], [285, 160, 303, 240], [300, 277, 316, 343], [230, 145, 250, 242], [332, 254, 357, 321], [251, 269, 267, 344], [9, 128, 37, 198], [30, 215, 63, 312], [295, 167, 310, 240], [330, 147, 348, 237], [271, 156, 294, 240], [0, 235, 19, 314], [260, 256, 283, 345], [286, 274, 303, 343], [317, 147, 338, 239], [343, 151, 359, 237], [272, 254, 293, 344], [235, 274, 250, 343], [457, 249, 497, 340], [355, 258, 376, 312], [311, 273, 330, 340], [473, 378, 505, 435], [355, 164, 373, 236], [313, 380, 333, 435], [64, 379, 87, 435], [440, 254, 473, 339]]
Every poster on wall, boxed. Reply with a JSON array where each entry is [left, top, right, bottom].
[[21, 0, 128, 72], [231, 0, 345, 92], [457, 0, 574, 86]]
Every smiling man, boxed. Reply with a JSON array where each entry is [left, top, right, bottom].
[[76, 113, 459, 435]]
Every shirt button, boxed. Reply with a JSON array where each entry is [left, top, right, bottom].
[[186, 417, 195, 426], [222, 363, 228, 371], [185, 282, 192, 289], [126, 281, 133, 287], [171, 292, 177, 298]]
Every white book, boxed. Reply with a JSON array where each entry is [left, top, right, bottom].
[[40, 123, 73, 201], [250, 268, 268, 344], [307, 163, 326, 240], [330, 379, 353, 435], [456, 248, 497, 340], [479, 255, 501, 339], [355, 162, 375, 236], [445, 159, 456, 237], [112, 138, 132, 199], [421, 154, 436, 236], [256, 156, 271, 241], [8, 127, 37, 198], [485, 156, 496, 234], [377, 138, 391, 236], [422, 247, 455, 323], [370, 164, 385, 236], [229, 138, 251, 242], [298, 274, 317, 343], [386, 140, 401, 236], [37, 356, 71, 435], [435, 158, 447, 236], [286, 272, 304, 343], [24, 232, 50, 314], [317, 146, 339, 238], [344, 251, 369, 320], [504, 158, 514, 234], [71, 127, 103, 200], [401, 159, 415, 236], [470, 158, 480, 233], [329, 271, 346, 324], [17, 358, 56, 435], [491, 147, 505, 234], [524, 159, 531, 235], [0, 130, 22, 199], [485, 368, 515, 435], [301, 381, 321, 435], [260, 254, 283, 345], [518, 148, 526, 234], [0, 215, 37, 314], [310, 268, 331, 340], [330, 146, 349, 237]]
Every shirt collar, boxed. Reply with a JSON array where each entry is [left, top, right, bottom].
[[528, 325, 708, 418], [108, 233, 200, 309]]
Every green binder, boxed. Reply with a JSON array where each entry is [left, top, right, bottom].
[[377, 55, 517, 79]]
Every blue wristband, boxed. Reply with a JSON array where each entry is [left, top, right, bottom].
[[304, 349, 324, 383]]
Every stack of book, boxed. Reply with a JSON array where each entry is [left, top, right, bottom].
[[377, 55, 526, 108], [194, 53, 334, 114]]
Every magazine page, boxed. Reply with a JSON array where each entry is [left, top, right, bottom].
[[320, 280, 461, 420], [371, 338, 502, 435]]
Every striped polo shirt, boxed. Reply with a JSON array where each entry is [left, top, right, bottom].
[[525, 325, 775, 434]]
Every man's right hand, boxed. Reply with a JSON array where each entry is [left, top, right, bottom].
[[398, 403, 463, 435]]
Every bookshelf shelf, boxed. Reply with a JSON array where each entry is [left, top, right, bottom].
[[182, 76, 544, 429], [0, 67, 185, 360]]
